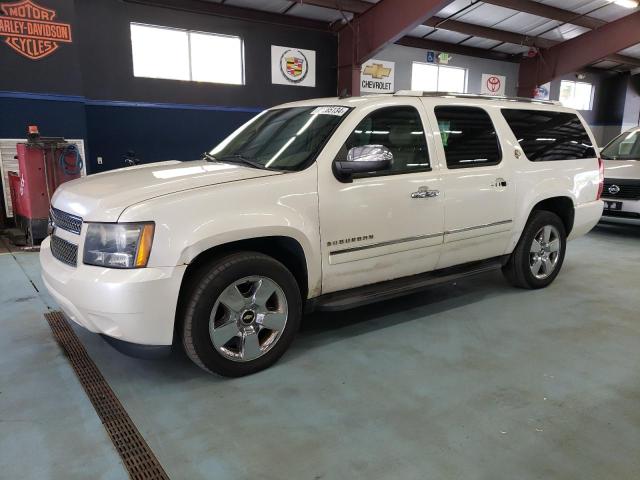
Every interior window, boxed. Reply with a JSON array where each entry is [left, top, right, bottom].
[[338, 106, 430, 176], [130, 23, 244, 85], [434, 106, 501, 168], [501, 109, 595, 161]]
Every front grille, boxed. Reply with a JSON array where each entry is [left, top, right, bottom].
[[51, 207, 83, 234], [50, 235, 78, 267], [602, 179, 640, 200]]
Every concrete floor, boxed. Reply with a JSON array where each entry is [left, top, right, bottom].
[[1, 223, 639, 480]]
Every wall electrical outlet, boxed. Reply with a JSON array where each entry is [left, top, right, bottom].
[[97, 156, 103, 165]]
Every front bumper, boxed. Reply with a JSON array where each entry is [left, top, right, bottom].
[[40, 236, 186, 349], [601, 197, 640, 220]]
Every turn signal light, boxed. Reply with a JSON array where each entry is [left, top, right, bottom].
[[135, 223, 155, 268]]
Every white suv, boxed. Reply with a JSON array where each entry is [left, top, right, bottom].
[[600, 127, 640, 220], [40, 92, 604, 376]]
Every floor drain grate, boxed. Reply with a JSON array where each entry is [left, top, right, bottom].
[[45, 311, 170, 480]]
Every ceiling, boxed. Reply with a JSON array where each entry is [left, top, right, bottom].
[[202, 0, 640, 70]]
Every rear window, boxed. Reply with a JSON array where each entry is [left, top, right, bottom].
[[501, 109, 595, 161]]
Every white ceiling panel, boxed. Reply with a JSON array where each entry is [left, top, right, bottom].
[[285, 3, 349, 22], [492, 43, 529, 55], [619, 44, 640, 59], [222, 0, 292, 13], [537, 0, 608, 14], [407, 25, 436, 38], [425, 29, 471, 44], [454, 3, 518, 26], [436, 0, 477, 18], [587, 3, 640, 22], [491, 12, 551, 33], [460, 36, 502, 49], [591, 60, 621, 69], [539, 23, 589, 42], [524, 19, 561, 36]]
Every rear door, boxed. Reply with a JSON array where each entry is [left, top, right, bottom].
[[423, 102, 517, 269]]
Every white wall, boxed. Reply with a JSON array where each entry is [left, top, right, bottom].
[[369, 43, 520, 96]]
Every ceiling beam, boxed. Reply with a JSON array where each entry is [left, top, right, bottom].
[[337, 0, 454, 95], [397, 36, 519, 63], [518, 10, 640, 96], [425, 16, 639, 68], [425, 16, 556, 48], [481, 0, 606, 30], [124, 0, 330, 31]]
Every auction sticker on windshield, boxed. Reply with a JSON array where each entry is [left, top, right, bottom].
[[311, 106, 349, 116]]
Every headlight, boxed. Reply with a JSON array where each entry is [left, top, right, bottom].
[[83, 222, 155, 269]]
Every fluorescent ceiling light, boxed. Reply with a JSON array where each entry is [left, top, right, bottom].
[[609, 0, 638, 8]]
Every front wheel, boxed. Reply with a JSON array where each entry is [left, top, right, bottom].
[[181, 252, 301, 377], [503, 211, 567, 289]]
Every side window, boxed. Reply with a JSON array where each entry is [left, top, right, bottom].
[[434, 106, 501, 169], [501, 109, 596, 161], [339, 106, 430, 176]]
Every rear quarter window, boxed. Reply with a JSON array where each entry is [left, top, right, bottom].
[[434, 106, 501, 169], [501, 109, 595, 161]]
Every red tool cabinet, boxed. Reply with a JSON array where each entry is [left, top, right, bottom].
[[8, 129, 83, 244]]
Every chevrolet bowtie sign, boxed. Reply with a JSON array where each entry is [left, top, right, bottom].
[[361, 59, 394, 94]]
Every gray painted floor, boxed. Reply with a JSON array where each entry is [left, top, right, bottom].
[[1, 223, 639, 480]]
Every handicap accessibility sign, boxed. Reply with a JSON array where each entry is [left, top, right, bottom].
[[426, 51, 436, 64]]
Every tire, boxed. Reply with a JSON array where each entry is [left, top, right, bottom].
[[503, 210, 567, 289], [181, 252, 301, 377]]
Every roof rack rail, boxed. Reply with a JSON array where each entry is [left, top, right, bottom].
[[393, 90, 561, 106]]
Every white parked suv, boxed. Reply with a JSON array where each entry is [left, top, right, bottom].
[[40, 92, 604, 376], [600, 126, 640, 220]]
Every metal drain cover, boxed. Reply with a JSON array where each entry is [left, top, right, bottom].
[[45, 311, 169, 480]]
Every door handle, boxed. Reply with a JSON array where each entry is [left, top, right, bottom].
[[411, 186, 440, 199], [492, 178, 508, 188]]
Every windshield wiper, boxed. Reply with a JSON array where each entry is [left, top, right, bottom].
[[202, 152, 217, 162], [217, 154, 267, 170]]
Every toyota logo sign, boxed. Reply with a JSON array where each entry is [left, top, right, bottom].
[[608, 184, 620, 195]]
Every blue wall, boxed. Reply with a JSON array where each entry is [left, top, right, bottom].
[[0, 95, 87, 140], [85, 103, 258, 172], [0, 93, 260, 172]]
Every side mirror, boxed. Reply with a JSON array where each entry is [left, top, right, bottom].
[[333, 145, 393, 182]]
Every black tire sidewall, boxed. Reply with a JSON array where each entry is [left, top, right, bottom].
[[185, 253, 301, 377], [515, 211, 567, 289]]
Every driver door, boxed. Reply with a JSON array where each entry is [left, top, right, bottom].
[[317, 99, 445, 294]]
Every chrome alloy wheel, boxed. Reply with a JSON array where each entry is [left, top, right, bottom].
[[209, 276, 288, 362], [529, 225, 561, 280]]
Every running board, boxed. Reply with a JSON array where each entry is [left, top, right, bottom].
[[307, 256, 509, 313]]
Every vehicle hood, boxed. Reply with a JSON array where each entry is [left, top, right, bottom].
[[51, 160, 282, 222], [604, 159, 640, 180]]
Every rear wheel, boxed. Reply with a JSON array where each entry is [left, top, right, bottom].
[[181, 252, 301, 377], [503, 211, 567, 289]]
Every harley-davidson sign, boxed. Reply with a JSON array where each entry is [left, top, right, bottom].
[[0, 0, 72, 60]]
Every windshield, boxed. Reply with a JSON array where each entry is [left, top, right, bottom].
[[208, 106, 351, 171], [601, 129, 640, 160]]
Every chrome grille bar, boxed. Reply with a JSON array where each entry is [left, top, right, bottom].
[[51, 207, 83, 235], [50, 235, 78, 267]]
